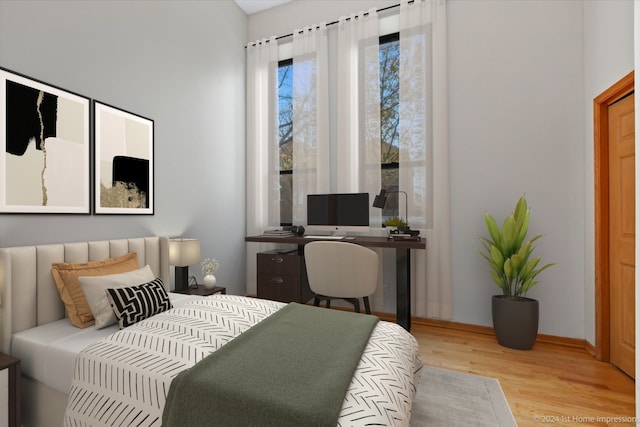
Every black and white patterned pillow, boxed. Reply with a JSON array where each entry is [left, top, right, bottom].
[[105, 278, 172, 329]]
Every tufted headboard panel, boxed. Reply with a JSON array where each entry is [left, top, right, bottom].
[[0, 236, 170, 354]]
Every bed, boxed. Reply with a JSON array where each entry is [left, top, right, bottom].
[[0, 236, 422, 427]]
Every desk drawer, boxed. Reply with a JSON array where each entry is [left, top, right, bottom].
[[257, 274, 301, 303], [257, 251, 301, 275]]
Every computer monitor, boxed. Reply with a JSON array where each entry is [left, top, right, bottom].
[[306, 193, 370, 235]]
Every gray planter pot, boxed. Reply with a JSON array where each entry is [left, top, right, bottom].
[[491, 295, 539, 350]]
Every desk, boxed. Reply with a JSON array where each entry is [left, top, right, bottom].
[[245, 235, 426, 331]]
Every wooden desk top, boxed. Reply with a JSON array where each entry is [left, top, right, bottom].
[[245, 234, 426, 250]]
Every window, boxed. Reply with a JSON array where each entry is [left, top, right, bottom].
[[276, 34, 400, 226], [278, 58, 293, 225], [379, 33, 400, 223]]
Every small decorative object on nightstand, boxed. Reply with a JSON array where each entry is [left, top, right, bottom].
[[201, 258, 220, 290], [203, 274, 217, 288]]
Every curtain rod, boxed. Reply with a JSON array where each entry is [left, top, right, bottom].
[[245, 1, 405, 48]]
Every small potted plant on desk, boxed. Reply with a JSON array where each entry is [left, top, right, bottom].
[[384, 216, 408, 237], [476, 195, 555, 350], [384, 217, 421, 240]]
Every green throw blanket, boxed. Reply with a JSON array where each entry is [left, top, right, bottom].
[[162, 303, 379, 427]]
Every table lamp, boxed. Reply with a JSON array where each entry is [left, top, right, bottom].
[[169, 238, 201, 291]]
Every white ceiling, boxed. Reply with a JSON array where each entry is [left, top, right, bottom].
[[234, 0, 292, 15]]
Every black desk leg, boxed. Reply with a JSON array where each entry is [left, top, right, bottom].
[[396, 248, 411, 331]]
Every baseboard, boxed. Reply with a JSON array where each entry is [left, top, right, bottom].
[[584, 340, 597, 357], [421, 317, 590, 349], [379, 312, 590, 350], [249, 297, 592, 351]]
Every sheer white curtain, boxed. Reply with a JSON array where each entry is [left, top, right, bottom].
[[399, 0, 451, 318], [245, 37, 279, 296], [335, 9, 385, 309], [292, 25, 330, 224], [336, 9, 382, 203]]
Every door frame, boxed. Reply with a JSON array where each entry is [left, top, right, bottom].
[[594, 70, 634, 361]]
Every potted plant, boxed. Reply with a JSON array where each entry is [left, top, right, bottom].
[[384, 216, 409, 235], [476, 195, 555, 350]]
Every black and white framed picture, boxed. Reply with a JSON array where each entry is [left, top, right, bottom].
[[94, 101, 154, 214], [0, 67, 90, 213]]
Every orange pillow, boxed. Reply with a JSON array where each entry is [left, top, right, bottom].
[[51, 252, 139, 328]]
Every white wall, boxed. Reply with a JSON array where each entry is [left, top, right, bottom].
[[247, 0, 398, 42], [247, 0, 634, 340], [0, 0, 249, 293], [448, 0, 585, 338]]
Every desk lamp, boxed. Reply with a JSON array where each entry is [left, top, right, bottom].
[[169, 238, 201, 291], [373, 189, 420, 237], [373, 188, 408, 225]]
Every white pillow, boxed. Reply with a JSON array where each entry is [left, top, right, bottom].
[[78, 265, 155, 329]]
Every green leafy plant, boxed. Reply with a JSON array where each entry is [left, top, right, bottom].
[[384, 216, 407, 227], [476, 195, 555, 298]]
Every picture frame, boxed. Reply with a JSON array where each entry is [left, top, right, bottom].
[[0, 67, 90, 214], [94, 101, 154, 215]]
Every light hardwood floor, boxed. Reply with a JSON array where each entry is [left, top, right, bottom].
[[410, 321, 635, 427]]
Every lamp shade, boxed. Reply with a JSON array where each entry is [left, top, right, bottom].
[[372, 189, 388, 208], [169, 238, 201, 266]]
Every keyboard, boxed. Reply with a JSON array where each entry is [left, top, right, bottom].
[[303, 235, 344, 240]]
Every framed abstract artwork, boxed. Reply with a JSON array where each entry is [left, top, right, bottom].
[[0, 67, 90, 213], [94, 101, 154, 214]]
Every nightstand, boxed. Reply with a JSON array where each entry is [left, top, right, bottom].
[[174, 284, 226, 296], [0, 352, 20, 427]]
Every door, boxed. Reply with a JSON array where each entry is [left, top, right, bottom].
[[608, 92, 635, 378]]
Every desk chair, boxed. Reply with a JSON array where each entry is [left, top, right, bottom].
[[304, 241, 378, 314]]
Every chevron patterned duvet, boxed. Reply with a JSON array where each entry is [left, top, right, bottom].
[[63, 295, 422, 426]]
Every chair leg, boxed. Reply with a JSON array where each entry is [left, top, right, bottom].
[[326, 299, 331, 309], [363, 297, 371, 314], [353, 299, 360, 313], [314, 296, 321, 307]]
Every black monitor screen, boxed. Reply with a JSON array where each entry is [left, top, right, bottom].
[[307, 193, 369, 226]]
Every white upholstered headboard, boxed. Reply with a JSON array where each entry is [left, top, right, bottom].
[[0, 236, 170, 354]]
